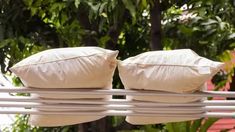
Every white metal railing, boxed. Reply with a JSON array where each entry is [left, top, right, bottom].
[[0, 87, 234, 118], [0, 74, 235, 118]]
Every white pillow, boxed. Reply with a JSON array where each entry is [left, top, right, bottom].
[[10, 47, 118, 89], [32, 83, 112, 99], [126, 100, 203, 124], [125, 84, 206, 124], [10, 47, 117, 126], [28, 95, 111, 126], [29, 114, 104, 127], [118, 49, 223, 93], [126, 115, 200, 125], [127, 83, 206, 103], [29, 98, 106, 127]]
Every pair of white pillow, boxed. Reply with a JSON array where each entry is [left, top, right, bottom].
[[10, 47, 223, 126]]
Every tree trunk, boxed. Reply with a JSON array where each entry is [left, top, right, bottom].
[[105, 25, 121, 50], [150, 0, 163, 50], [105, 9, 127, 50], [77, 4, 98, 46]]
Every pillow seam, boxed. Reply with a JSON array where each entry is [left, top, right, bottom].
[[11, 52, 108, 69], [120, 63, 213, 68]]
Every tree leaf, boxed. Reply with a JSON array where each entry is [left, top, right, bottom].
[[190, 119, 202, 132], [229, 42, 235, 48], [199, 118, 218, 132], [201, 19, 218, 25], [141, 0, 147, 8], [166, 121, 191, 132], [143, 125, 160, 131], [215, 16, 222, 22], [99, 35, 110, 47], [99, 2, 107, 15], [122, 0, 136, 23], [0, 39, 12, 48], [87, 2, 100, 13], [228, 33, 235, 39], [30, 7, 38, 16], [178, 25, 193, 36], [74, 0, 80, 8], [23, 0, 33, 7], [165, 123, 174, 132]]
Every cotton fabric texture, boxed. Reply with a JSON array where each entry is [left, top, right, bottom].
[[29, 114, 103, 127], [118, 49, 224, 93], [125, 84, 206, 124], [125, 115, 200, 125], [10, 47, 118, 89], [126, 83, 206, 103], [118, 49, 223, 124], [28, 96, 109, 127], [10, 47, 118, 126]]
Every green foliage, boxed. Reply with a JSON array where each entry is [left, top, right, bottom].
[[0, 37, 47, 73], [165, 118, 218, 132], [165, 121, 190, 132], [2, 115, 37, 132], [162, 0, 235, 91], [2, 115, 78, 132], [162, 0, 235, 59], [190, 118, 203, 132], [122, 0, 136, 23], [199, 118, 218, 132]]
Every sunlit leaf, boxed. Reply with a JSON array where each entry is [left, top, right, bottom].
[[199, 118, 218, 132], [201, 19, 217, 25], [30, 7, 38, 16], [190, 119, 202, 132], [141, 0, 147, 8], [228, 33, 235, 39], [74, 0, 80, 8], [99, 2, 108, 15]]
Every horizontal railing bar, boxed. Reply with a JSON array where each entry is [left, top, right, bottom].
[[0, 87, 235, 97], [0, 109, 233, 118], [1, 102, 235, 112], [0, 97, 235, 106]]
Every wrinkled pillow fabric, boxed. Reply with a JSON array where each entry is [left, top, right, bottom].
[[10, 47, 118, 89], [118, 49, 224, 93], [29, 114, 104, 127], [10, 47, 118, 126], [127, 83, 207, 103], [29, 97, 107, 127], [126, 100, 203, 125], [28, 94, 112, 127], [125, 84, 206, 124], [34, 83, 112, 99], [126, 115, 200, 125]]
